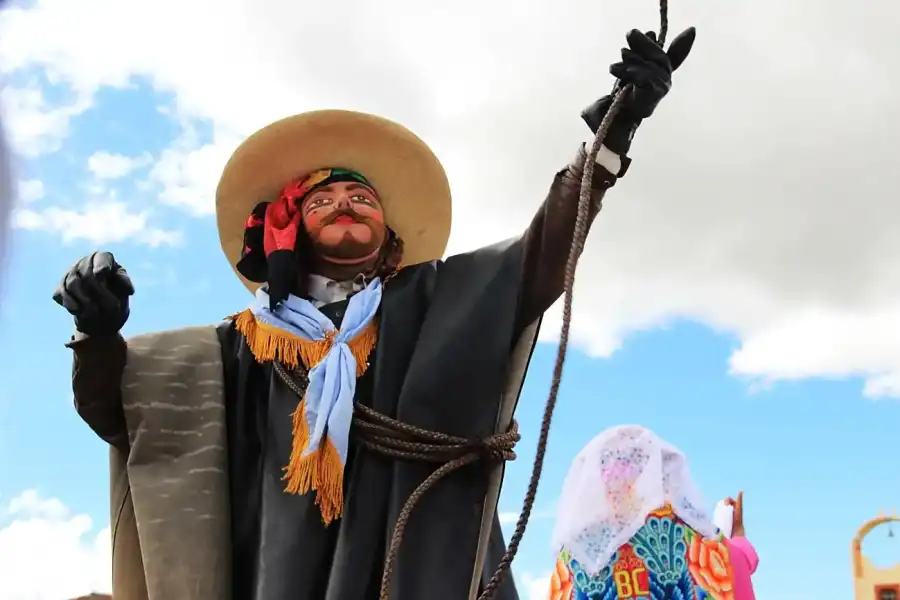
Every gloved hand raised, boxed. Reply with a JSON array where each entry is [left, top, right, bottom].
[[53, 251, 134, 336], [582, 27, 696, 155]]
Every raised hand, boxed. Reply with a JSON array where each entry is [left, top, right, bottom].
[[725, 492, 745, 538], [582, 27, 696, 154], [53, 251, 134, 336]]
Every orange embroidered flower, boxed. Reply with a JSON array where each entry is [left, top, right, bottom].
[[687, 535, 735, 600], [548, 555, 574, 600]]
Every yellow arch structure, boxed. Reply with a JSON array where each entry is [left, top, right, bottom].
[[852, 511, 899, 600]]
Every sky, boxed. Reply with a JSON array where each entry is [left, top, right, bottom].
[[0, 0, 899, 598]]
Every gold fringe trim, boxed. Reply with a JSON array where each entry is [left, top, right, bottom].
[[232, 308, 378, 373], [284, 398, 313, 490], [282, 401, 344, 525], [232, 309, 322, 369], [231, 308, 379, 524], [348, 320, 378, 377]]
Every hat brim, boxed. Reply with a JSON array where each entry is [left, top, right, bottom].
[[216, 110, 452, 293]]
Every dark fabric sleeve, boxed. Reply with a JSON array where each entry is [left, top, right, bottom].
[[514, 145, 627, 334], [215, 319, 269, 600], [66, 333, 129, 452]]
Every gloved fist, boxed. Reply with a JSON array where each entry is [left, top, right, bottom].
[[53, 251, 134, 336], [582, 27, 696, 154]]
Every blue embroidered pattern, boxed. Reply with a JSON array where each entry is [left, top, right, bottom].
[[550, 508, 734, 600]]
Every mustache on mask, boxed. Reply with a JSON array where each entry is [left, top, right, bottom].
[[322, 208, 374, 226]]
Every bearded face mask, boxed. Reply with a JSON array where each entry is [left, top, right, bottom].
[[298, 171, 387, 263], [236, 168, 389, 308]]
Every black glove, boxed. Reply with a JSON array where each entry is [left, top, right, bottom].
[[53, 251, 134, 336], [582, 27, 696, 155]]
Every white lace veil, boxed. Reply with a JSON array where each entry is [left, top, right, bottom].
[[550, 424, 717, 574]]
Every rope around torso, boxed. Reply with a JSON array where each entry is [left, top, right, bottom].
[[272, 4, 669, 595], [272, 360, 521, 600], [352, 404, 521, 599]]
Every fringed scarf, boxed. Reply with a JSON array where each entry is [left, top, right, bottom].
[[232, 278, 382, 524]]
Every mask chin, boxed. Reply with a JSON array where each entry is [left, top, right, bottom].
[[318, 247, 380, 265]]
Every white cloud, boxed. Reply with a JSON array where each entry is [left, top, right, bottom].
[[728, 307, 900, 397], [16, 179, 43, 203], [2, 0, 900, 395], [13, 201, 181, 247], [87, 151, 150, 180], [0, 83, 90, 157], [6, 490, 69, 520], [864, 373, 900, 399], [519, 572, 551, 600], [0, 490, 110, 600], [148, 129, 241, 216]]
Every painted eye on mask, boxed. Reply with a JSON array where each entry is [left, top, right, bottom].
[[306, 197, 330, 210]]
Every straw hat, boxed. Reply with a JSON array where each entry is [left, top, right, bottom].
[[216, 110, 453, 292]]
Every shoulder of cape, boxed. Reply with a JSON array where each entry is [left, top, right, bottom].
[[123, 324, 222, 361]]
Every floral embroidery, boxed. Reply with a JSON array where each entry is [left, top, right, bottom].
[[549, 554, 575, 599], [558, 507, 735, 599], [687, 535, 734, 600]]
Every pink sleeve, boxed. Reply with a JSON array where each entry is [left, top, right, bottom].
[[726, 537, 758, 600], [728, 536, 759, 574]]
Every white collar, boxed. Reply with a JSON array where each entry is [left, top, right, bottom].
[[306, 273, 367, 307]]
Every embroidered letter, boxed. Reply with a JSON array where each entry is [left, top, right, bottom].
[[631, 567, 649, 596], [614, 571, 634, 598]]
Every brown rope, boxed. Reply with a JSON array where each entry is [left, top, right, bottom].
[[352, 404, 521, 600], [273, 359, 522, 600], [273, 5, 670, 596], [473, 4, 669, 598]]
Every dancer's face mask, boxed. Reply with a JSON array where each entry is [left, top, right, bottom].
[[298, 173, 387, 264], [236, 168, 392, 308]]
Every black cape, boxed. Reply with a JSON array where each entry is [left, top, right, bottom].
[[217, 236, 538, 600]]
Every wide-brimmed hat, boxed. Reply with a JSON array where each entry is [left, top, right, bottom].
[[216, 110, 453, 292]]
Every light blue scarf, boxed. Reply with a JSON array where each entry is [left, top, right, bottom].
[[242, 277, 382, 523]]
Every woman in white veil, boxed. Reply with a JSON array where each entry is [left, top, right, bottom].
[[547, 425, 758, 600]]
